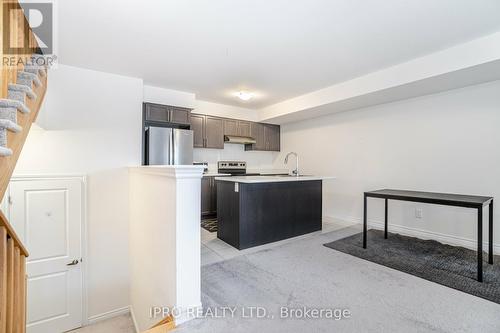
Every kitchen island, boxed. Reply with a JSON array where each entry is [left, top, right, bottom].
[[215, 175, 334, 249]]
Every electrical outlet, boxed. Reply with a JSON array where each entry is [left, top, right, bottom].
[[415, 208, 423, 219]]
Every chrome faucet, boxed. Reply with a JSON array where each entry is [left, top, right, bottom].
[[284, 152, 299, 176]]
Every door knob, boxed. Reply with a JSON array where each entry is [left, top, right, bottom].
[[66, 259, 79, 266]]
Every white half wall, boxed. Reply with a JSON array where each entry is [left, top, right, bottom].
[[275, 80, 500, 252], [15, 65, 144, 321], [129, 166, 203, 331]]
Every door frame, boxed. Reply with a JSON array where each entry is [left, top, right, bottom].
[[10, 174, 89, 329]]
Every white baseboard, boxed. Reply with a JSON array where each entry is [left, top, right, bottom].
[[87, 306, 130, 326], [327, 215, 500, 255]]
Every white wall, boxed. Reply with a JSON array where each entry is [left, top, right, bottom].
[[143, 85, 196, 108], [15, 65, 143, 321], [275, 80, 500, 251]]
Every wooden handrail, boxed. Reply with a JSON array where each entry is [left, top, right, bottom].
[[0, 210, 28, 257]]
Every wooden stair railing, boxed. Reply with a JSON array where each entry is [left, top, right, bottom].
[[1, 210, 28, 333], [1, 0, 49, 332]]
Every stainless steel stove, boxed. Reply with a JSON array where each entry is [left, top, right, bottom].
[[217, 161, 260, 176]]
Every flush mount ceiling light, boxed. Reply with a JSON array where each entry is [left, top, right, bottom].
[[235, 91, 254, 101]]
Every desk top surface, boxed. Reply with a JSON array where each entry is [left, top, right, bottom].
[[366, 189, 493, 205]]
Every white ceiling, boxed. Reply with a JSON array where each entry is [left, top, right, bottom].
[[57, 0, 500, 109]]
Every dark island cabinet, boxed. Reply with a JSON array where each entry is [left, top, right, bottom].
[[217, 180, 322, 249], [144, 103, 191, 126], [191, 114, 224, 149]]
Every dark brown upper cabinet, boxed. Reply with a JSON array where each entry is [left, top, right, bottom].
[[191, 113, 279, 151], [265, 124, 280, 151], [190, 114, 224, 149], [245, 122, 280, 152], [224, 119, 252, 137], [205, 116, 224, 148], [190, 114, 205, 148], [238, 121, 251, 137], [144, 103, 191, 126], [223, 119, 239, 136]]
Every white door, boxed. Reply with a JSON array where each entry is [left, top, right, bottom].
[[9, 178, 84, 333]]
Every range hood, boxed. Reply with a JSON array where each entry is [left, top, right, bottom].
[[224, 135, 257, 144]]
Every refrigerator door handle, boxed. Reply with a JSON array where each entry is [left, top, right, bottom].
[[169, 129, 175, 165]]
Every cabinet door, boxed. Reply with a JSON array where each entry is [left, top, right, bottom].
[[190, 114, 205, 148], [246, 122, 266, 151], [170, 107, 191, 125], [205, 117, 224, 149], [265, 124, 280, 151], [201, 177, 212, 216], [238, 121, 251, 137], [211, 178, 218, 215], [145, 103, 170, 122], [223, 119, 239, 136]]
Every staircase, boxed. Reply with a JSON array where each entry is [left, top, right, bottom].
[[1, 0, 49, 331]]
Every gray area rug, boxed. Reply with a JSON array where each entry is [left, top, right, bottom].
[[201, 217, 217, 233], [177, 227, 500, 333], [324, 229, 500, 304]]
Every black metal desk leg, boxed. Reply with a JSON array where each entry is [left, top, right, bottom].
[[478, 207, 483, 282], [363, 194, 367, 249], [384, 198, 388, 239], [489, 200, 494, 265]]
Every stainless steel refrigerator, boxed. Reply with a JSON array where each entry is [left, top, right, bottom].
[[145, 127, 194, 165]]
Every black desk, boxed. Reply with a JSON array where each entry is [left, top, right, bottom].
[[363, 189, 494, 282]]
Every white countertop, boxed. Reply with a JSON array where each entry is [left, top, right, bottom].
[[203, 173, 231, 177], [214, 175, 336, 183]]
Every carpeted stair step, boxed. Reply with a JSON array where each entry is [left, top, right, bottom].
[[17, 71, 42, 88], [0, 118, 22, 133], [25, 55, 48, 77], [0, 99, 31, 114], [0, 146, 13, 156], [0, 119, 21, 155], [23, 66, 46, 78], [0, 106, 20, 127], [8, 84, 37, 100]]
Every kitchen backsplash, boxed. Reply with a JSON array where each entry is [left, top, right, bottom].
[[193, 143, 280, 172]]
